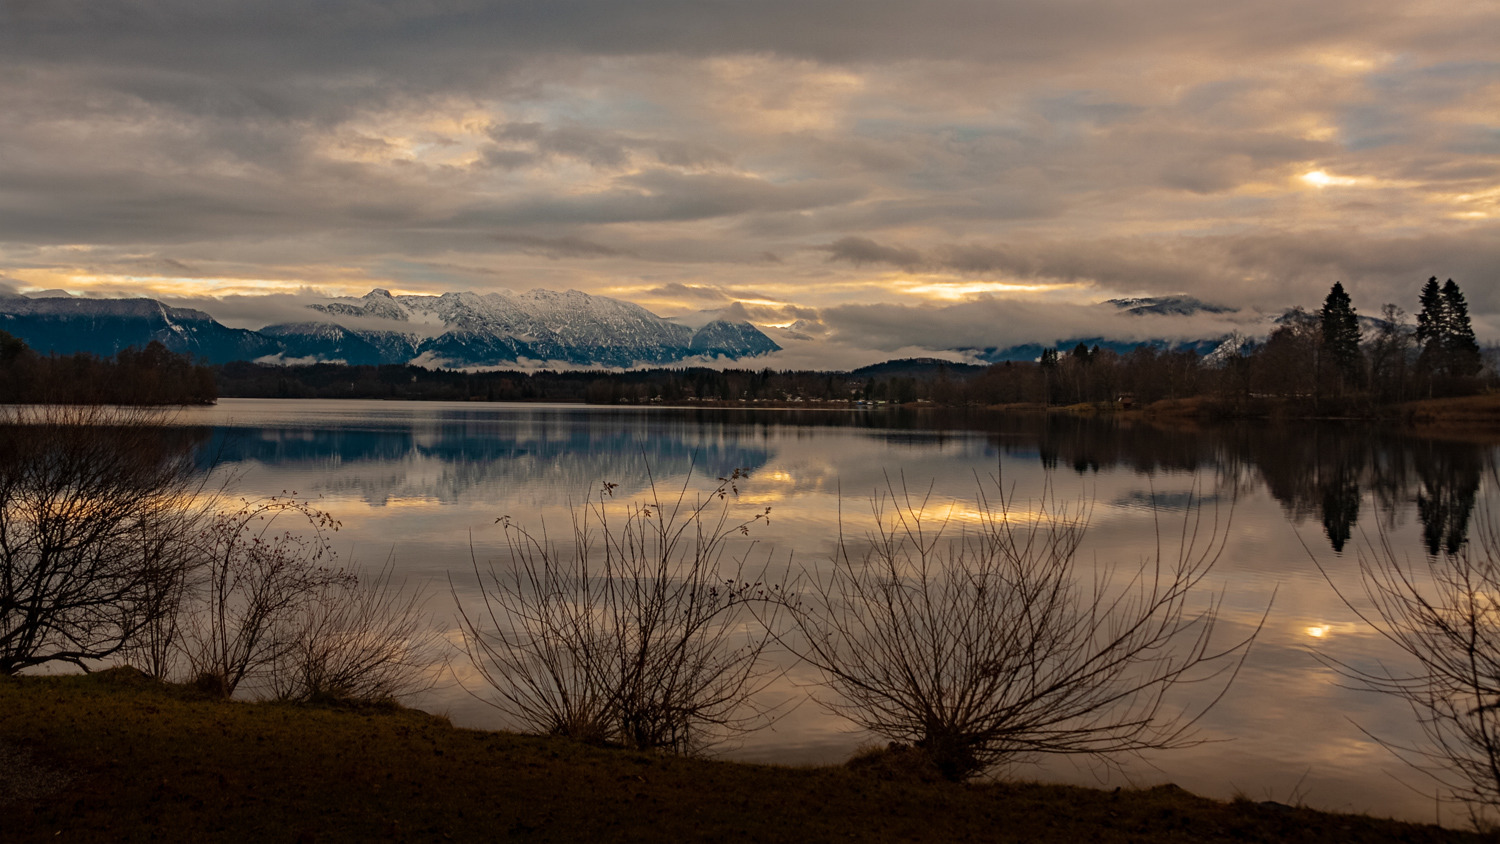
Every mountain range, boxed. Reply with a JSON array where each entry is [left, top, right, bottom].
[[0, 288, 781, 369], [0, 288, 1339, 372], [962, 296, 1250, 363]]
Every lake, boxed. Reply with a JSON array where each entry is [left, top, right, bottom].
[[172, 398, 1498, 825]]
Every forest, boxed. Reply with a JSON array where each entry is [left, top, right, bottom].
[[0, 331, 217, 405]]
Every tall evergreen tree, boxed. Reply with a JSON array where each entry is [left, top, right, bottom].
[[1319, 281, 1363, 388], [1416, 275, 1450, 382], [1441, 279, 1482, 377], [1416, 276, 1482, 381], [1415, 276, 1444, 354]]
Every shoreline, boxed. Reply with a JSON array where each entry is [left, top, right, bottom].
[[1, 670, 1482, 842]]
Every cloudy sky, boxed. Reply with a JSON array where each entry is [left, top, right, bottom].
[[2, 1, 1497, 364]]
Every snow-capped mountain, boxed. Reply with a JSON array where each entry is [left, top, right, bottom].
[[965, 296, 1246, 362], [0, 295, 278, 361], [1104, 296, 1237, 317], [258, 322, 413, 366], [270, 288, 781, 367], [0, 287, 781, 368], [688, 319, 783, 358]]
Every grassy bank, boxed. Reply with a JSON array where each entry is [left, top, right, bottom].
[[1024, 393, 1500, 431], [1396, 392, 1500, 431], [0, 670, 1481, 842]]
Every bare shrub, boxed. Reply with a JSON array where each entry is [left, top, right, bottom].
[[458, 469, 782, 754], [178, 497, 350, 698], [119, 548, 192, 681], [267, 558, 444, 704], [0, 405, 209, 674], [1319, 510, 1500, 817], [782, 477, 1258, 781]]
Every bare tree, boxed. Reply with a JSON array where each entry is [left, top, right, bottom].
[[1367, 303, 1414, 403], [178, 497, 350, 698], [266, 558, 445, 704], [1319, 510, 1500, 817], [458, 468, 783, 754], [0, 405, 209, 674], [782, 477, 1259, 781]]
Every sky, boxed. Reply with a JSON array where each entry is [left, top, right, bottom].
[[1, 1, 1497, 366]]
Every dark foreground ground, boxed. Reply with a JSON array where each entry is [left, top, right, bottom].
[[0, 670, 1483, 842]]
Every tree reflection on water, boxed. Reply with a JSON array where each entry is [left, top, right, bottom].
[[961, 412, 1492, 558]]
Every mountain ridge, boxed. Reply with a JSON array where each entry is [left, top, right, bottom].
[[0, 288, 782, 369]]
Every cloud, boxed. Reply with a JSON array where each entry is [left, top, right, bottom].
[[643, 282, 733, 304], [818, 237, 926, 271], [492, 234, 637, 259], [2, 0, 1498, 346], [484, 122, 731, 170], [153, 291, 354, 330], [818, 298, 1255, 355], [814, 229, 1500, 316]]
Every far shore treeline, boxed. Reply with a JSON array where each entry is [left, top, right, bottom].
[[0, 331, 216, 405]]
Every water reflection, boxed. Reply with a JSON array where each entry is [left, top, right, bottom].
[[165, 399, 1500, 824], [198, 408, 773, 508], [1415, 440, 1481, 557], [186, 402, 1499, 560], [979, 414, 1493, 557]]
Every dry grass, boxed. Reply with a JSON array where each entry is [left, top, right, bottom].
[[1397, 393, 1500, 432], [0, 670, 1482, 842]]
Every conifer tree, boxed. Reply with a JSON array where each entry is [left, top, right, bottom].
[[1416, 276, 1482, 381], [1319, 281, 1363, 388], [1441, 279, 1482, 377], [1416, 276, 1449, 379]]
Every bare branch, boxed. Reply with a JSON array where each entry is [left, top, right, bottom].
[[0, 405, 211, 674], [780, 476, 1259, 781], [1318, 507, 1500, 816], [457, 466, 785, 755], [176, 497, 350, 698]]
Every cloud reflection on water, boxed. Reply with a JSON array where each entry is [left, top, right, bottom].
[[173, 399, 1497, 825]]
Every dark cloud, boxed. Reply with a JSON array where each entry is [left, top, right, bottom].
[[492, 234, 636, 260], [445, 171, 865, 229], [485, 122, 731, 170], [817, 230, 1500, 314], [2, 1, 1456, 76], [817, 237, 925, 270], [643, 282, 733, 304]]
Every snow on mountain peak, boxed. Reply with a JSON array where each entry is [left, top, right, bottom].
[[278, 287, 780, 368]]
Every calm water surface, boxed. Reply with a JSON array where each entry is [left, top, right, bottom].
[[173, 398, 1499, 825]]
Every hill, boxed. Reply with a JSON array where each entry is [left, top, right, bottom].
[[851, 357, 987, 380]]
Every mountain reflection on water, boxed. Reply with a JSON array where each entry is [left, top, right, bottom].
[[168, 399, 1499, 825], [197, 405, 775, 508]]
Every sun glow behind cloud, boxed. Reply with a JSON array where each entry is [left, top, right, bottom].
[[897, 278, 1091, 302], [1300, 170, 1365, 188], [11, 271, 384, 301]]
